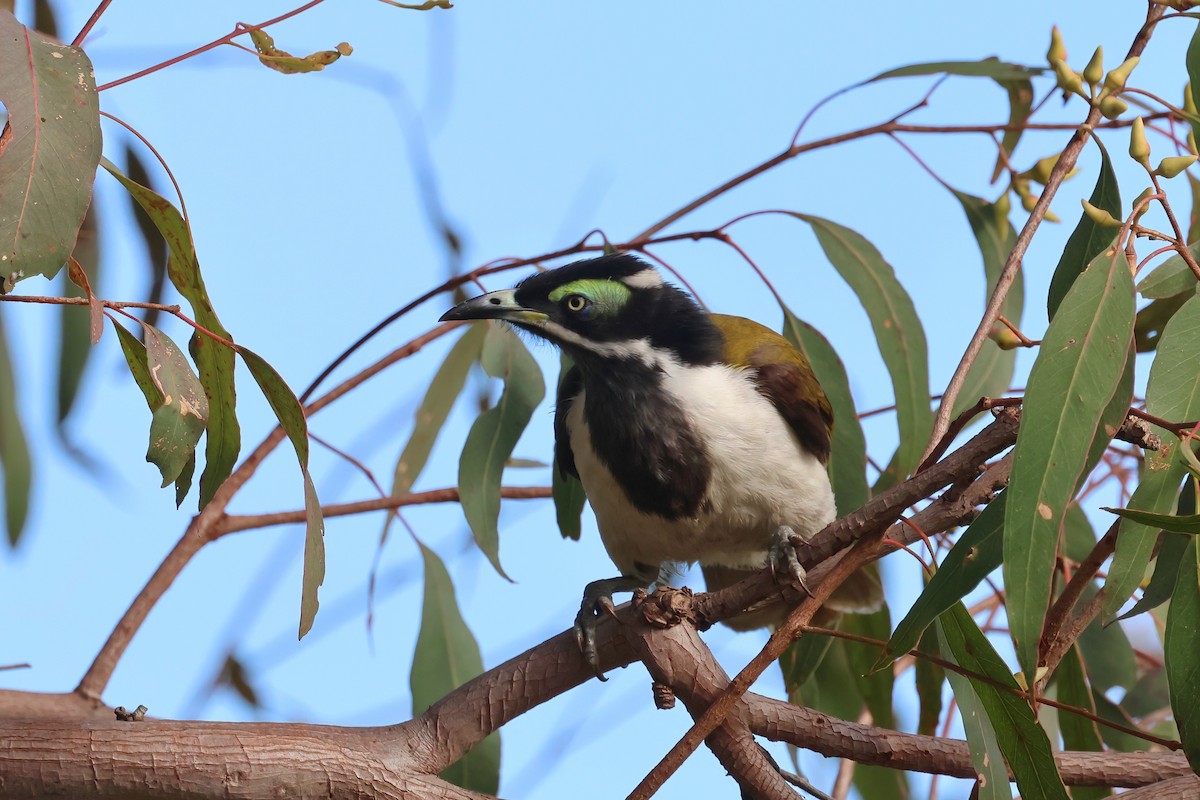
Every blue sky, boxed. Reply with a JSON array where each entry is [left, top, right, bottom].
[[2, 2, 1192, 798]]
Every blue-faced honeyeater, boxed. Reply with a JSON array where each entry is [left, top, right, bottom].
[[441, 253, 881, 676]]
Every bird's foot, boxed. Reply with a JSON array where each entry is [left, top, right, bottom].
[[769, 525, 812, 597], [574, 575, 648, 681]]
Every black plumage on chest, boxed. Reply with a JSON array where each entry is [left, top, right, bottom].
[[566, 360, 713, 521]]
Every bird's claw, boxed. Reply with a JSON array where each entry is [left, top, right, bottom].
[[574, 575, 648, 681], [769, 525, 812, 597]]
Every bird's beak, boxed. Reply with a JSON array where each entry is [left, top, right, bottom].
[[439, 289, 549, 324]]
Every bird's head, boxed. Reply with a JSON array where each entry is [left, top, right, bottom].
[[440, 253, 722, 366]]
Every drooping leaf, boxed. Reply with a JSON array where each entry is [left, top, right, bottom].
[[915, 627, 945, 737], [951, 191, 1022, 416], [870, 58, 1044, 83], [990, 78, 1034, 183], [1054, 647, 1109, 800], [938, 603, 1068, 800], [842, 602, 894, 728], [853, 765, 908, 800], [0, 316, 31, 546], [1137, 248, 1200, 299], [1106, 293, 1200, 615], [140, 324, 209, 487], [792, 215, 931, 484], [410, 542, 500, 794], [1120, 486, 1196, 620], [245, 28, 353, 74], [122, 143, 169, 332], [1135, 292, 1193, 353], [0, 11, 101, 286], [392, 325, 486, 499], [1047, 146, 1121, 321], [1004, 246, 1134, 682], [1187, 25, 1200, 159], [57, 210, 101, 430], [795, 637, 863, 723], [885, 493, 1005, 662], [458, 324, 545, 579], [1165, 537, 1200, 773], [1062, 502, 1098, 564], [552, 353, 586, 540], [935, 616, 1013, 800], [100, 158, 240, 511], [780, 628, 837, 696], [1076, 608, 1136, 693], [1103, 464, 1187, 618], [217, 654, 261, 709], [781, 307, 868, 513], [234, 346, 324, 639]]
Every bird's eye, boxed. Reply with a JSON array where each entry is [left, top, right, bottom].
[[565, 294, 589, 313]]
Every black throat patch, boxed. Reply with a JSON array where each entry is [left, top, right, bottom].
[[576, 356, 712, 520]]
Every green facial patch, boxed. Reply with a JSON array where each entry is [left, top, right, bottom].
[[548, 278, 632, 314]]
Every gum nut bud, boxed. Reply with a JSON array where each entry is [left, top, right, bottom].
[[1129, 117, 1151, 165], [1053, 59, 1083, 96], [1047, 26, 1067, 65], [336, 42, 353, 56], [1044, 208, 1061, 223], [1132, 187, 1155, 220], [1081, 199, 1121, 227], [1185, 83, 1198, 115], [995, 192, 1012, 217], [1099, 95, 1128, 120], [1103, 56, 1139, 94], [1083, 46, 1104, 86], [989, 323, 1021, 351], [1189, 129, 1198, 157], [1021, 191, 1038, 212], [1156, 154, 1197, 179], [1030, 154, 1060, 185]]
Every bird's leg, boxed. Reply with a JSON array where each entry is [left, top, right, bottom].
[[575, 575, 649, 680], [769, 525, 812, 597]]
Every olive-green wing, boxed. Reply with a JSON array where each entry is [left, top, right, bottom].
[[711, 313, 834, 464]]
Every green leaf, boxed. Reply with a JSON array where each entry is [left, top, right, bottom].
[[885, 493, 1005, 662], [1103, 507, 1200, 534], [1135, 292, 1192, 353], [853, 766, 908, 800], [141, 324, 209, 488], [870, 58, 1044, 83], [795, 638, 863, 723], [1103, 464, 1187, 618], [842, 603, 895, 729], [781, 307, 868, 514], [793, 215, 932, 484], [935, 616, 1013, 800], [1062, 503, 1098, 564], [57, 209, 101, 429], [780, 627, 836, 696], [1004, 246, 1134, 681], [100, 158, 240, 511], [392, 325, 486, 498], [0, 317, 31, 545], [1165, 537, 1200, 773], [458, 324, 545, 578], [915, 627, 945, 736], [1147, 294, 1200, 422], [410, 542, 500, 794], [1047, 147, 1121, 321], [1054, 647, 1109, 800], [1187, 24, 1200, 159], [0, 10, 101, 286], [1119, 485, 1196, 620], [951, 191, 1022, 416], [937, 603, 1069, 800], [1137, 249, 1200, 299], [234, 346, 324, 638], [991, 78, 1034, 183], [553, 353, 586, 540], [1076, 609, 1136, 693]]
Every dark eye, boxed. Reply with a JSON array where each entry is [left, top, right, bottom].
[[564, 294, 589, 313]]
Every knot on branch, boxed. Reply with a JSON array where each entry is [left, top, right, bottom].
[[635, 586, 695, 629], [651, 681, 677, 710]]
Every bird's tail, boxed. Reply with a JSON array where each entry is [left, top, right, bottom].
[[700, 563, 884, 632]]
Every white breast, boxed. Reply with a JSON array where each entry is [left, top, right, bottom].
[[565, 360, 836, 578]]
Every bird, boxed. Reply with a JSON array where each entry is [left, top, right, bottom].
[[440, 252, 881, 676]]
